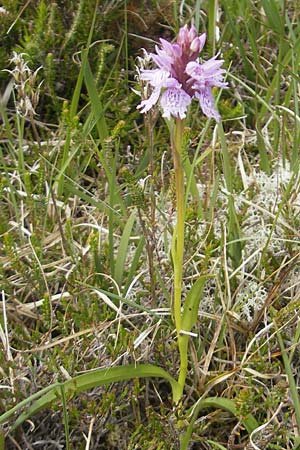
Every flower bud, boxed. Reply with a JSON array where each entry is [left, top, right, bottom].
[[190, 37, 200, 53], [198, 33, 206, 53], [188, 25, 197, 42], [177, 24, 188, 45]]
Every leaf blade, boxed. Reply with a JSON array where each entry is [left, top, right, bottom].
[[114, 210, 136, 288], [0, 364, 181, 430]]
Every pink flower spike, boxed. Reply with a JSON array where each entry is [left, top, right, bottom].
[[136, 24, 227, 121]]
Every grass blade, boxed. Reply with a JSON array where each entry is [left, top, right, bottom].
[[261, 0, 284, 35], [218, 122, 242, 266], [275, 321, 300, 437], [57, 0, 99, 197], [84, 60, 109, 143], [123, 236, 145, 296], [114, 210, 136, 288], [208, 0, 217, 54]]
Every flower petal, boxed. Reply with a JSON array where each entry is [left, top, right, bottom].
[[160, 88, 191, 120], [140, 68, 170, 87], [200, 56, 225, 73], [198, 33, 206, 53], [188, 25, 198, 42], [177, 24, 189, 46], [164, 77, 182, 89], [152, 46, 173, 70], [160, 39, 182, 59], [137, 87, 161, 113], [195, 87, 220, 121], [186, 59, 228, 89]]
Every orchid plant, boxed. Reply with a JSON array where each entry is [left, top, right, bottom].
[[0, 24, 258, 449], [137, 24, 227, 397]]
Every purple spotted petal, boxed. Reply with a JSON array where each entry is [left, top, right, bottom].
[[160, 88, 191, 120], [195, 87, 220, 122], [140, 68, 170, 87], [186, 59, 228, 92]]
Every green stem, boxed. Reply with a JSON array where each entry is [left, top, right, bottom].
[[177, 334, 188, 394], [208, 0, 218, 55], [171, 118, 185, 335], [171, 118, 187, 397]]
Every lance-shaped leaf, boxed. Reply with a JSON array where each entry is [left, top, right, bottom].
[[0, 364, 181, 430], [180, 396, 259, 450]]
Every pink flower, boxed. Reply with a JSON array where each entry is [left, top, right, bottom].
[[137, 25, 227, 121]]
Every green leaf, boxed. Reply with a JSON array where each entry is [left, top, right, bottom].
[[195, 397, 258, 432], [123, 236, 145, 295], [261, 0, 284, 35], [180, 396, 259, 450], [0, 364, 181, 430], [177, 276, 207, 394], [84, 61, 108, 143], [183, 157, 201, 208], [181, 276, 207, 333], [217, 123, 242, 267], [114, 210, 136, 288]]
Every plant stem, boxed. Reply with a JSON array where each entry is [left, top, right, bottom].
[[171, 118, 187, 396], [177, 334, 188, 395], [147, 110, 157, 306], [171, 118, 185, 335]]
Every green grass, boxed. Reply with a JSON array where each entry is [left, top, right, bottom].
[[1, 1, 300, 449]]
